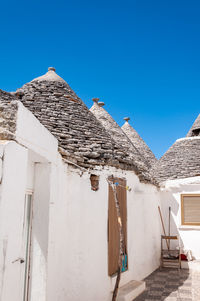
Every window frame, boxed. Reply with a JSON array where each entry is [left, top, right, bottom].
[[181, 194, 200, 226]]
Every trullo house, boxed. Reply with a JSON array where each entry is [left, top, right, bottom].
[[0, 67, 199, 301], [152, 114, 200, 260]]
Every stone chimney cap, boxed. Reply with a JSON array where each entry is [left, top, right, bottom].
[[124, 117, 130, 122], [98, 102, 105, 107], [48, 67, 56, 72], [15, 89, 24, 97], [92, 98, 100, 103]]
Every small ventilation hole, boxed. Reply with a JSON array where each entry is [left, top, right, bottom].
[[192, 129, 200, 136]]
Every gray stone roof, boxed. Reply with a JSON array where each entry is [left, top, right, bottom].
[[90, 101, 156, 183], [151, 137, 200, 183], [152, 114, 200, 183], [121, 118, 157, 167], [11, 68, 156, 184], [187, 114, 200, 137], [0, 90, 18, 140]]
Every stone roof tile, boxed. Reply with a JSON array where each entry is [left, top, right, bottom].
[[90, 101, 156, 183], [152, 114, 200, 183], [13, 68, 156, 184], [151, 137, 200, 183], [121, 119, 157, 167], [0, 90, 18, 140]]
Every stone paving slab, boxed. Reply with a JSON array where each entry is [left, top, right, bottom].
[[134, 268, 200, 301]]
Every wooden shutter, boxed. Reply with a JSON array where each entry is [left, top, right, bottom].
[[181, 194, 200, 225], [108, 177, 127, 276]]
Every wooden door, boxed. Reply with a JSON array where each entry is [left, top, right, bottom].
[[108, 177, 127, 276]]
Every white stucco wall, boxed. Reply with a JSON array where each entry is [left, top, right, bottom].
[[0, 141, 52, 301], [0, 102, 58, 301], [0, 141, 28, 301], [46, 163, 161, 301], [0, 143, 161, 301], [160, 176, 200, 259], [0, 103, 162, 301]]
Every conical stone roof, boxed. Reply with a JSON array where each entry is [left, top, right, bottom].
[[152, 114, 200, 183], [121, 118, 157, 167], [90, 101, 156, 183], [12, 68, 155, 183]]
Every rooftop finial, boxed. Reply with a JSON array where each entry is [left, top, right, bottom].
[[124, 117, 130, 122], [98, 102, 105, 107], [92, 98, 99, 103], [48, 67, 56, 72]]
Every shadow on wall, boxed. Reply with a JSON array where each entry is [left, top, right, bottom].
[[32, 162, 50, 260], [160, 186, 199, 260], [161, 192, 188, 260], [159, 191, 180, 251]]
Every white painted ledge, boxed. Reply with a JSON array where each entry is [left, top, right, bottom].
[[179, 225, 200, 231]]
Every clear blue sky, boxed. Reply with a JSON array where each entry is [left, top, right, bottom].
[[0, 0, 199, 158]]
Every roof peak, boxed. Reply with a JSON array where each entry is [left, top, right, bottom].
[[31, 67, 66, 83], [121, 121, 157, 166]]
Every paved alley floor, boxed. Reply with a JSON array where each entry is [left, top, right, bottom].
[[134, 268, 200, 301]]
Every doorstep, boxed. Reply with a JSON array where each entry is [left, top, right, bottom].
[[117, 280, 145, 301]]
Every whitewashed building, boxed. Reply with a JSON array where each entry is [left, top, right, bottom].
[[0, 67, 199, 301], [152, 114, 200, 260]]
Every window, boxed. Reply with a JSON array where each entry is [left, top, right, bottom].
[[181, 194, 200, 226], [108, 177, 128, 276]]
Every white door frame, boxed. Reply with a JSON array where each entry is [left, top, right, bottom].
[[22, 190, 34, 301]]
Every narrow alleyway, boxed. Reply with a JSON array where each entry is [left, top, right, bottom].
[[134, 268, 200, 301]]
